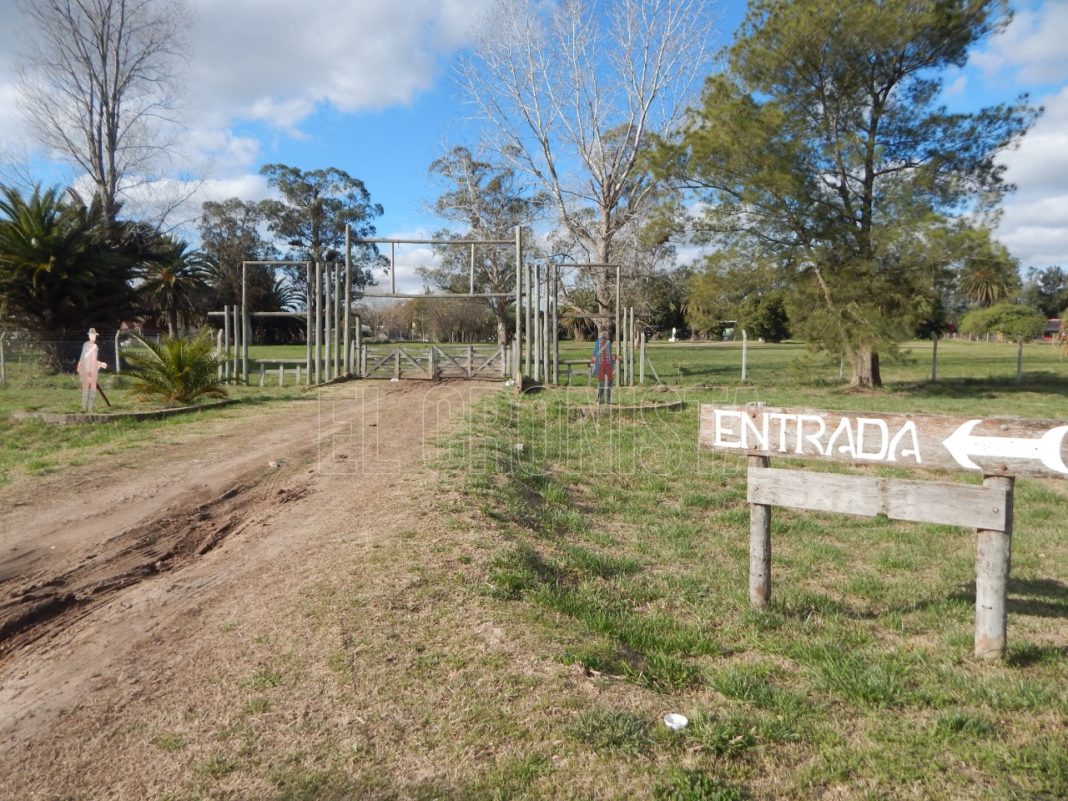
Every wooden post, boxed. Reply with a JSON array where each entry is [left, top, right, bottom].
[[325, 262, 333, 381], [931, 333, 939, 382], [428, 345, 437, 380], [296, 365, 302, 386], [241, 262, 249, 384], [640, 331, 646, 385], [334, 261, 342, 378], [394, 348, 401, 380], [749, 454, 773, 608], [526, 262, 533, 379], [259, 364, 265, 387], [344, 226, 352, 375], [975, 474, 1014, 660], [467, 345, 474, 378], [741, 329, 748, 382], [354, 314, 363, 377], [533, 263, 540, 382], [232, 305, 240, 382], [222, 305, 230, 380], [0, 331, 6, 385], [278, 364, 284, 387], [114, 330, 122, 375], [305, 262, 312, 384], [314, 259, 322, 385], [514, 225, 523, 386], [552, 264, 559, 385]]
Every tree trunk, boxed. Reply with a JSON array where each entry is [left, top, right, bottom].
[[167, 309, 178, 339], [849, 347, 882, 388], [496, 315, 509, 347]]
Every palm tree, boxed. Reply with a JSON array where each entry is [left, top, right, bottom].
[[0, 184, 139, 368], [123, 329, 226, 405], [140, 237, 214, 337]]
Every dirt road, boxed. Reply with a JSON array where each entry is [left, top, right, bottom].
[[0, 381, 508, 799]]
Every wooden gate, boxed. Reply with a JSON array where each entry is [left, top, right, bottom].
[[360, 345, 507, 380]]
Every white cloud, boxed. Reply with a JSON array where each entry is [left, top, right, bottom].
[[189, 0, 493, 135], [996, 84, 1068, 268], [973, 2, 1068, 85]]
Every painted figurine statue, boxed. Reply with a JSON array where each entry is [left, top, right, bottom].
[[77, 328, 107, 412], [591, 333, 616, 405]]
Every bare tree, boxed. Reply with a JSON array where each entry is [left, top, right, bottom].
[[16, 0, 188, 224], [459, 0, 714, 337]]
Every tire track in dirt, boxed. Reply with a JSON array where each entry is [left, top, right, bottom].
[[0, 380, 494, 771]]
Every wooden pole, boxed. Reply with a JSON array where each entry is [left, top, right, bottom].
[[232, 305, 239, 381], [314, 259, 322, 385], [0, 331, 6, 385], [533, 263, 540, 382], [975, 475, 1014, 660], [552, 264, 559, 385], [344, 226, 352, 375], [391, 242, 396, 294], [931, 333, 939, 382], [749, 454, 773, 608], [334, 260, 342, 378], [278, 364, 284, 387], [639, 331, 646, 385], [223, 305, 231, 380], [241, 262, 249, 383], [296, 365, 302, 386], [470, 242, 476, 295], [525, 261, 533, 378], [325, 262, 333, 381], [514, 225, 523, 386], [742, 329, 748, 382], [259, 363, 265, 387], [355, 314, 363, 377], [305, 262, 312, 384]]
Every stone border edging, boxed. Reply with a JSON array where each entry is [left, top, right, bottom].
[[12, 399, 237, 425]]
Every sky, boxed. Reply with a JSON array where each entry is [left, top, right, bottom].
[[0, 0, 1066, 293]]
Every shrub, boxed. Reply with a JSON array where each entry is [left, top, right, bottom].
[[124, 329, 226, 405]]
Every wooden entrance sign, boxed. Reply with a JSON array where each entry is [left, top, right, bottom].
[[699, 404, 1068, 660]]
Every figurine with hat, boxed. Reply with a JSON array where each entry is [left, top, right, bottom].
[[76, 327, 108, 412]]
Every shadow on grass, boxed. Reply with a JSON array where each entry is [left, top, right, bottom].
[[891, 374, 1068, 398]]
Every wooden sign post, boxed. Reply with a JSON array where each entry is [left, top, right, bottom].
[[699, 404, 1068, 660]]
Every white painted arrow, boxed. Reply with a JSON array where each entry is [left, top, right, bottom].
[[943, 420, 1068, 474]]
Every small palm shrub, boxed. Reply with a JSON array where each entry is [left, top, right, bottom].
[[124, 329, 226, 405]]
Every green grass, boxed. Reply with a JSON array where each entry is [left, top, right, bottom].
[[438, 348, 1068, 799], [3, 337, 1067, 799]]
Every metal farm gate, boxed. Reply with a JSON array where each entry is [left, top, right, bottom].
[[360, 345, 508, 381]]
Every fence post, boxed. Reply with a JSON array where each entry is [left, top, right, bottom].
[[259, 364, 265, 387], [749, 452, 772, 609], [278, 364, 284, 387], [741, 329, 748, 382], [0, 331, 6, 385], [296, 365, 302, 386], [975, 475, 1014, 660]]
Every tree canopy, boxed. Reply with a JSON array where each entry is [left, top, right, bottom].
[[0, 185, 144, 368], [654, 0, 1037, 386], [423, 146, 544, 345]]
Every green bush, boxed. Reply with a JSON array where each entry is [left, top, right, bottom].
[[124, 330, 226, 405]]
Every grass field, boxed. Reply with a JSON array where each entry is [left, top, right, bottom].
[[424, 337, 1068, 799], [2, 338, 1066, 799]]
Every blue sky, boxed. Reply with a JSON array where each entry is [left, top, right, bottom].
[[1, 0, 1066, 292]]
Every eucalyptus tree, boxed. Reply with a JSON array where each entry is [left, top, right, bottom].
[[259, 164, 385, 301], [424, 146, 545, 345], [654, 0, 1037, 387]]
